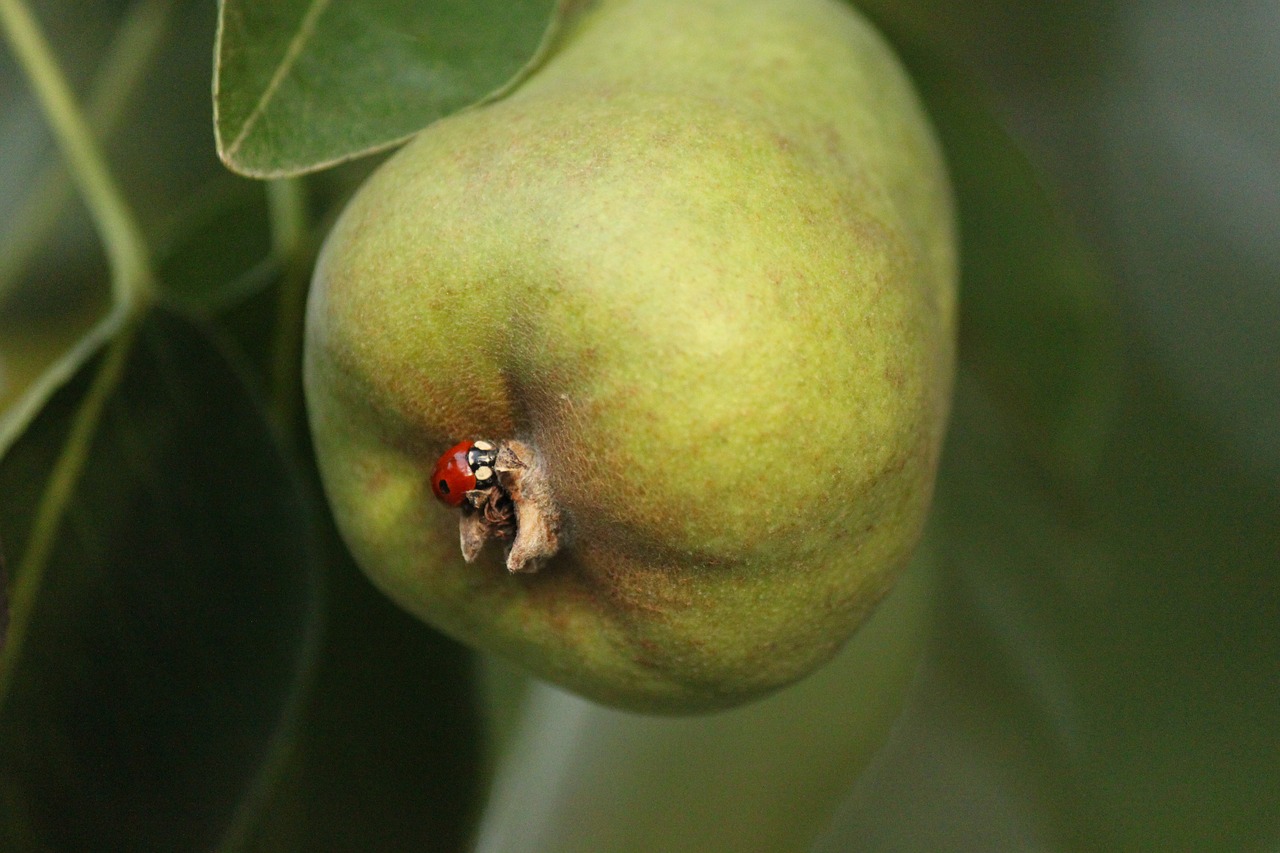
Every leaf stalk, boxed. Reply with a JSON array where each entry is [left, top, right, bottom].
[[0, 0, 175, 307], [266, 177, 312, 436], [0, 0, 159, 709], [0, 0, 156, 313]]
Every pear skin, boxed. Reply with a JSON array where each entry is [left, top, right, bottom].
[[304, 0, 956, 712]]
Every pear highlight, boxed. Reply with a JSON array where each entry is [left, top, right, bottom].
[[305, 0, 956, 712]]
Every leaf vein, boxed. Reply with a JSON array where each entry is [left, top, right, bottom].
[[225, 0, 332, 160]]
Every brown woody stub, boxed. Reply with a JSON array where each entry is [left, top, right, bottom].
[[458, 439, 562, 573]]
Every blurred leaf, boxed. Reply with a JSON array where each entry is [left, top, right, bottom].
[[854, 0, 1118, 87], [152, 141, 381, 320], [885, 359, 1280, 851], [849, 9, 1121, 481], [0, 0, 175, 306], [0, 308, 324, 850], [1097, 0, 1280, 478], [0, 549, 8, 655], [232, 531, 484, 853], [154, 175, 275, 313], [1, 0, 234, 457], [0, 308, 120, 462], [107, 0, 244, 242], [0, 6, 113, 459], [813, 654, 1054, 852], [214, 0, 561, 177], [203, 266, 487, 851], [822, 357, 1278, 850], [1049, 362, 1279, 850], [474, 654, 532, 777], [899, 42, 1123, 484]]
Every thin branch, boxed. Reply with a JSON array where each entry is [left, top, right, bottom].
[[0, 0, 176, 308], [266, 177, 312, 436], [0, 0, 160, 708], [0, 323, 136, 710], [0, 0, 156, 311]]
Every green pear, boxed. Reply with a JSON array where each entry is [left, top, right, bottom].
[[304, 0, 956, 712]]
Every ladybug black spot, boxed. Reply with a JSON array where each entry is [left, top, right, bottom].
[[438, 479, 450, 494]]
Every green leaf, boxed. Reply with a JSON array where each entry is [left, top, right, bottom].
[[203, 272, 486, 851], [936, 83, 1121, 483], [230, 535, 484, 852], [890, 359, 1280, 850], [214, 0, 561, 177], [0, 307, 120, 462], [887, 34, 1124, 483], [0, 0, 224, 461], [154, 175, 275, 313], [0, 308, 324, 850], [854, 0, 1117, 83]]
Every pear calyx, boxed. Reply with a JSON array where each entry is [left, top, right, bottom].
[[457, 439, 563, 573]]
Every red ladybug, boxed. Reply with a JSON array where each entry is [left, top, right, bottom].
[[431, 440, 498, 507]]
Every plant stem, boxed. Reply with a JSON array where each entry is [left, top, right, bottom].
[[0, 0, 175, 308], [267, 178, 311, 436], [0, 323, 136, 709], [0, 0, 156, 312], [0, 0, 159, 709]]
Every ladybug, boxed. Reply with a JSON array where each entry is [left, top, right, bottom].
[[431, 440, 498, 507]]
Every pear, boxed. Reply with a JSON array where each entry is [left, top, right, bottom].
[[304, 0, 956, 712]]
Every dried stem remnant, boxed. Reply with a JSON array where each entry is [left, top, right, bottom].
[[458, 439, 561, 573]]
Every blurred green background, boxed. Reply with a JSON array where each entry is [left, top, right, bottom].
[[0, 0, 1276, 850]]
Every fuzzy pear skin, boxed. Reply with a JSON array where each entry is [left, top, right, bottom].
[[304, 0, 956, 712]]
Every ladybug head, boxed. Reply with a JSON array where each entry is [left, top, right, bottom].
[[431, 439, 498, 507]]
